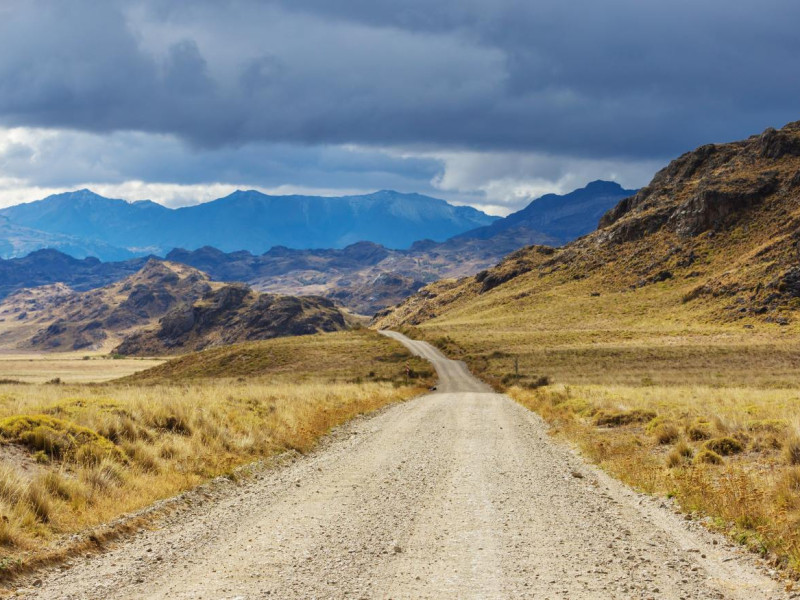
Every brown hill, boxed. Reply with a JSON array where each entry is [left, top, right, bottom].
[[376, 120, 800, 333], [0, 260, 348, 354], [0, 260, 211, 351], [114, 284, 346, 356]]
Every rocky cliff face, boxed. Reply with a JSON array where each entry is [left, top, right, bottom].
[[598, 123, 800, 241]]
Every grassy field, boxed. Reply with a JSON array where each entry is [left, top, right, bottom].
[[511, 383, 800, 573], [0, 329, 431, 576], [0, 353, 164, 384]]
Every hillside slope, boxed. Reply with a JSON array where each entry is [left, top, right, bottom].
[[375, 120, 800, 376]]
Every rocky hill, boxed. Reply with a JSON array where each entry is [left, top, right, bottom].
[[0, 260, 347, 353], [375, 121, 800, 330], [114, 284, 346, 356], [0, 261, 212, 351]]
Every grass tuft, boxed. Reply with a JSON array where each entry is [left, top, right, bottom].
[[785, 436, 800, 466], [704, 437, 744, 456], [652, 422, 680, 445], [594, 409, 657, 427], [694, 448, 724, 465]]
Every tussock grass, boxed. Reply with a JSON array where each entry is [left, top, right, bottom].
[[511, 383, 800, 573], [0, 329, 430, 572]]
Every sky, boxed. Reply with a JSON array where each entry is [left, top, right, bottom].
[[0, 1, 798, 215]]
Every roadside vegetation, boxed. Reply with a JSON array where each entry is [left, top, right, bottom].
[[0, 329, 431, 574], [511, 383, 800, 574]]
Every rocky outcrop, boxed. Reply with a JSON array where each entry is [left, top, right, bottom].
[[476, 246, 556, 293], [759, 126, 800, 159], [599, 121, 800, 244], [115, 285, 347, 356], [668, 174, 779, 237]]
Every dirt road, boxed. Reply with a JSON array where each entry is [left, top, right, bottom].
[[20, 332, 790, 599]]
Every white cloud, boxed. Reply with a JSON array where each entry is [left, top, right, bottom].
[[377, 147, 662, 215], [0, 126, 661, 213]]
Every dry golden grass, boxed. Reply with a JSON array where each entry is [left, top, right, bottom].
[[0, 353, 164, 384], [0, 329, 430, 573], [124, 328, 431, 384], [511, 383, 800, 573]]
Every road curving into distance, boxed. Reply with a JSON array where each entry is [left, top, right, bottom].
[[20, 331, 789, 599]]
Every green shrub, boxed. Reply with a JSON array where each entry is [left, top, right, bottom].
[[0, 415, 125, 463]]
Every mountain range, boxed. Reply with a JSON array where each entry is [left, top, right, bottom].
[[0, 189, 497, 259], [0, 181, 637, 314], [0, 182, 635, 261]]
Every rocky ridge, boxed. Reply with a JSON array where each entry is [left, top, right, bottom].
[[375, 120, 800, 327], [0, 260, 348, 353]]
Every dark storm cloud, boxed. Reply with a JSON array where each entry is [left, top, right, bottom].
[[0, 0, 798, 160]]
